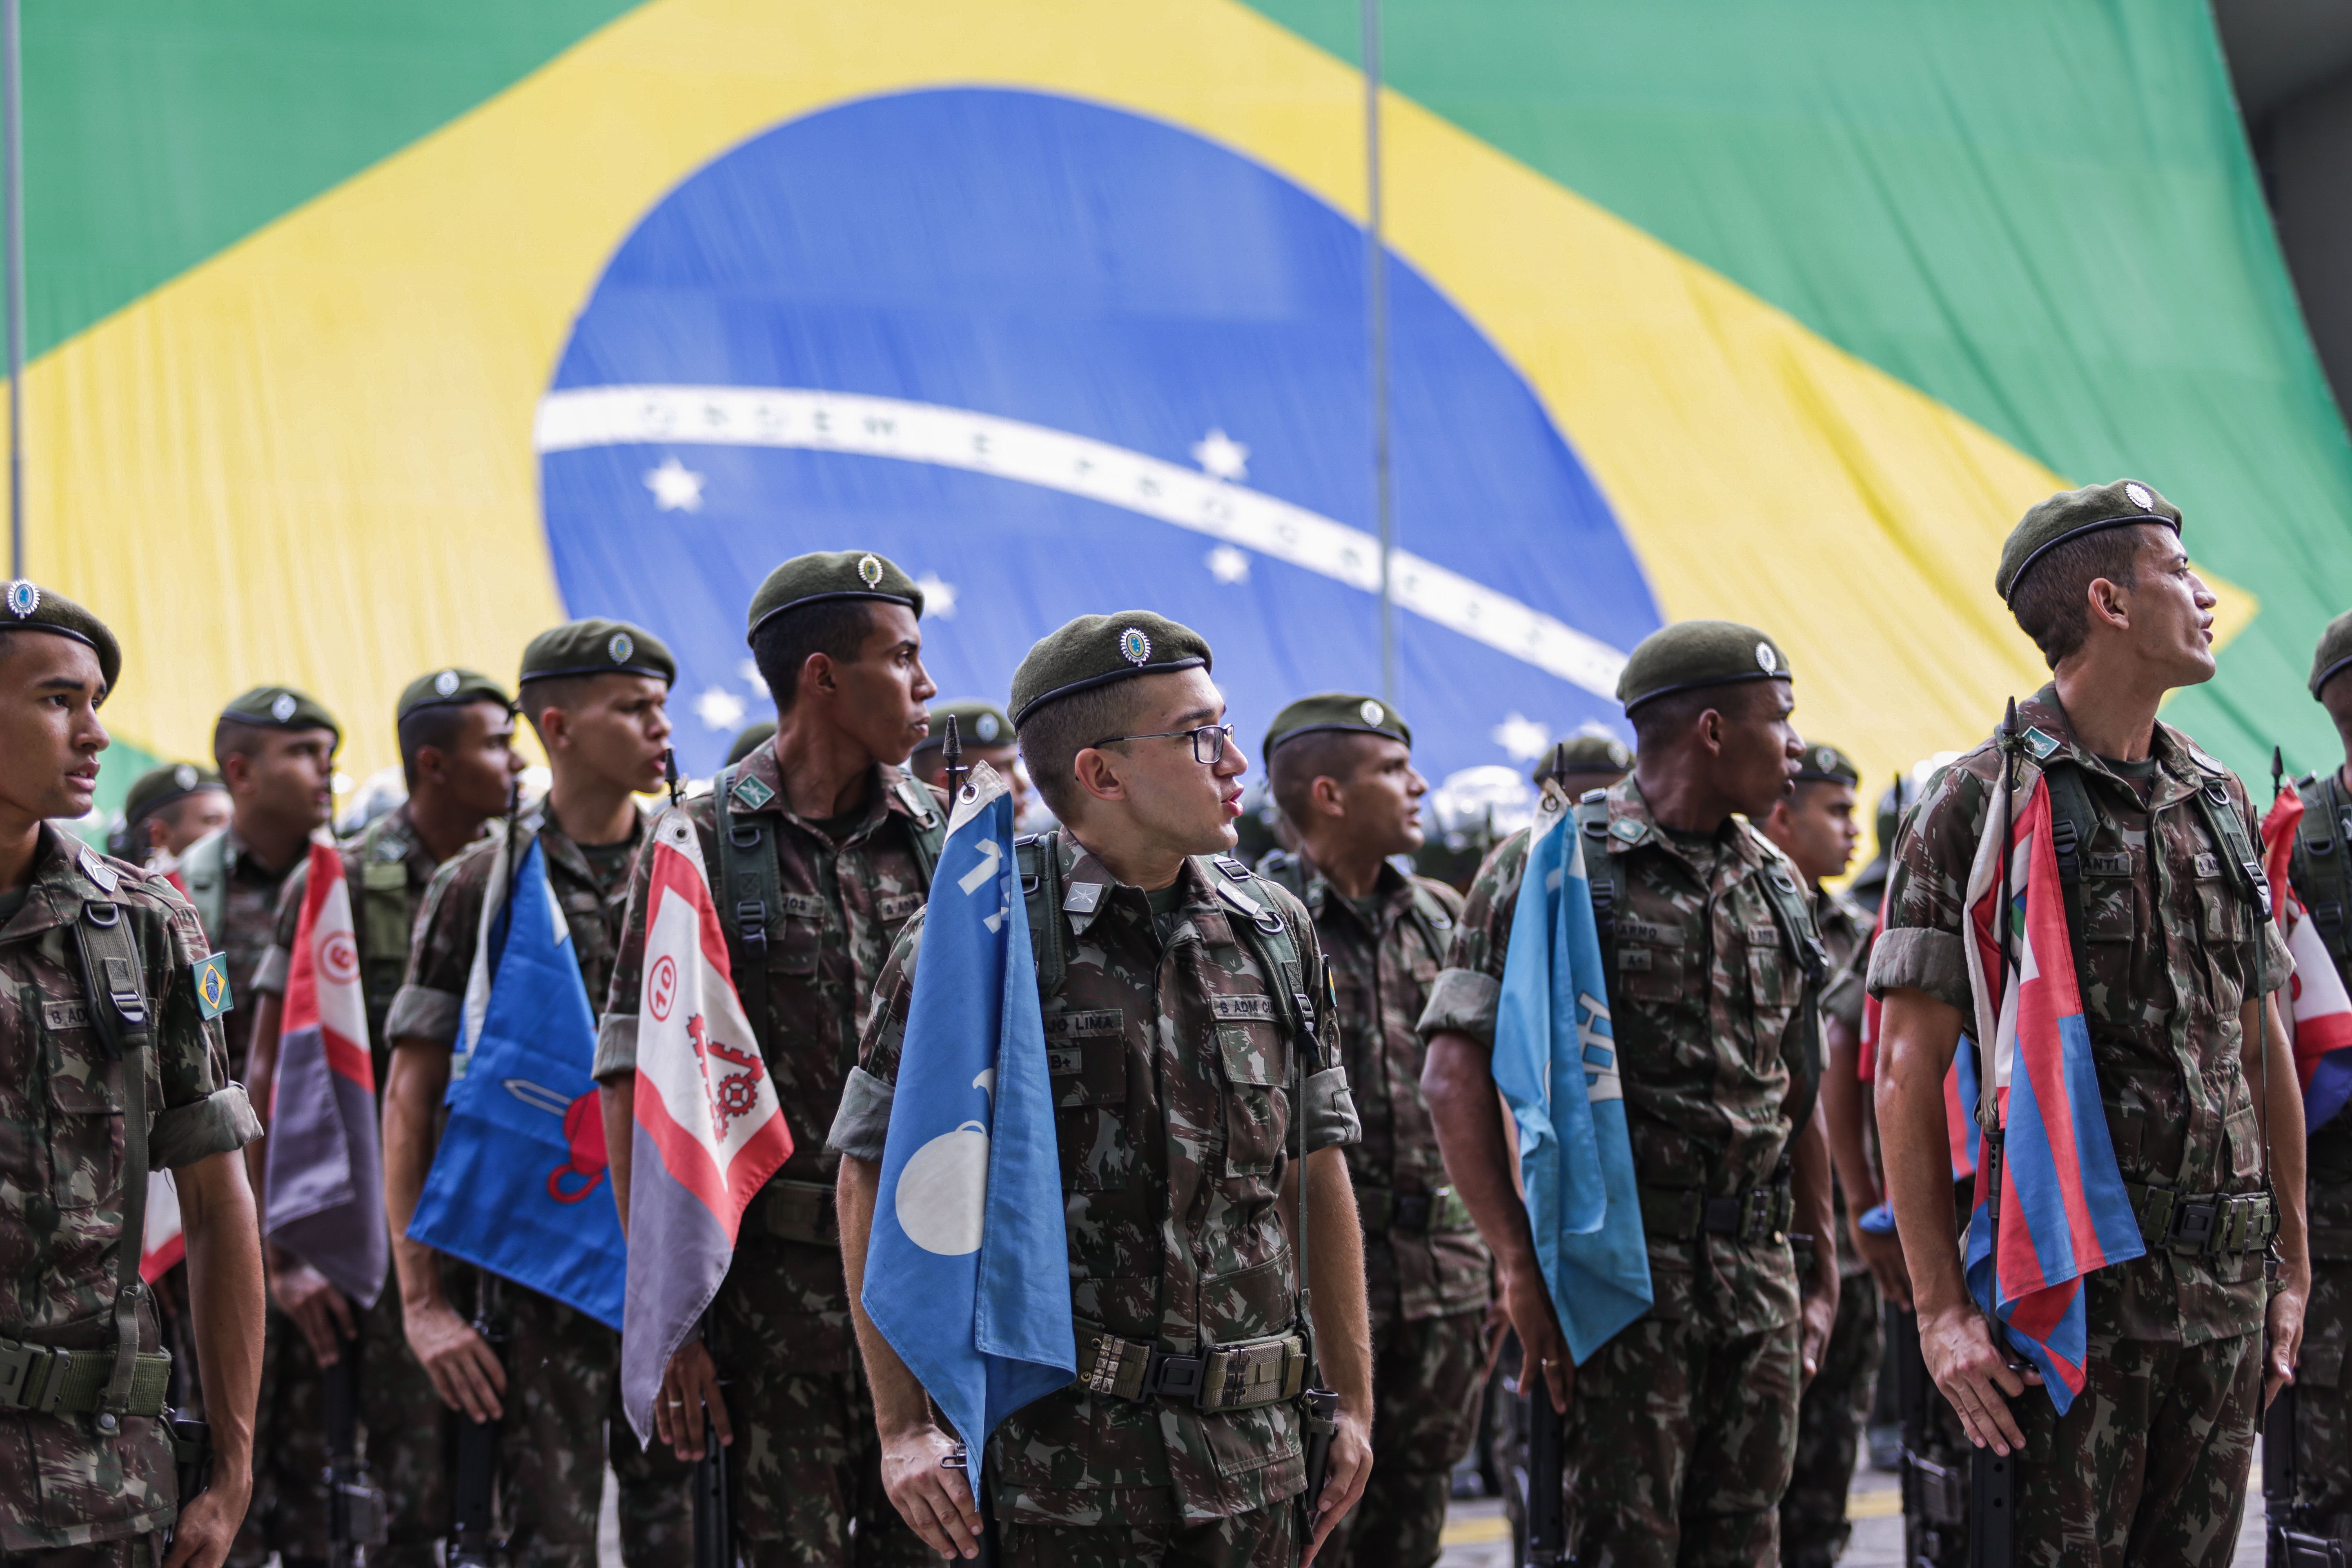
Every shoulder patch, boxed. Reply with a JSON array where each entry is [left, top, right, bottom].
[[730, 772, 776, 811], [2020, 726, 2060, 761], [77, 847, 120, 892], [2183, 742, 2229, 775], [192, 953, 234, 1020]]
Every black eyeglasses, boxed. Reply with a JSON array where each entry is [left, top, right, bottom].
[[1089, 722, 1234, 765]]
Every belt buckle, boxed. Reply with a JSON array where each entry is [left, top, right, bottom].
[[31, 1348, 69, 1413], [1149, 1352, 1205, 1405], [2173, 1196, 2219, 1253], [1392, 1193, 1432, 1234], [1743, 1188, 1775, 1244]]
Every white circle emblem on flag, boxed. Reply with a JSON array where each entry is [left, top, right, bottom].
[[895, 1120, 989, 1255], [322, 931, 360, 985], [648, 954, 678, 1022]]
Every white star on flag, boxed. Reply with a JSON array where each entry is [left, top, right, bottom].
[[694, 686, 747, 732], [738, 659, 769, 698], [1491, 711, 1553, 762], [915, 573, 959, 619], [644, 456, 706, 512], [1205, 545, 1251, 584], [1189, 428, 1250, 482]]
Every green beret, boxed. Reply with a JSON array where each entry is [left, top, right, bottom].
[[0, 580, 121, 701], [1615, 620, 1792, 714], [518, 619, 675, 685], [1532, 732, 1633, 784], [746, 550, 923, 640], [396, 666, 511, 723], [1011, 611, 1213, 726], [124, 762, 224, 826], [220, 684, 341, 740], [1262, 693, 1411, 759], [725, 720, 776, 767], [1996, 479, 2182, 604], [2311, 609, 2352, 699], [914, 699, 1014, 753], [1794, 741, 1860, 786]]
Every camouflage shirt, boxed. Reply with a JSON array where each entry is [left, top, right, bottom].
[[1262, 851, 1487, 1323], [388, 803, 646, 1051], [0, 826, 261, 1549], [1865, 685, 2288, 1345], [831, 834, 1363, 1526], [1416, 776, 1815, 1339], [596, 751, 941, 1193], [254, 804, 454, 1089]]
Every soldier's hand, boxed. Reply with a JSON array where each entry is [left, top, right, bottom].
[[878, 1422, 982, 1560], [1476, 1292, 1511, 1387], [268, 1254, 355, 1367], [161, 1474, 250, 1568], [405, 1297, 507, 1423], [1918, 1304, 2033, 1456], [659, 1337, 732, 1461], [1798, 1278, 1838, 1385], [1301, 1405, 1372, 1567], [2265, 1271, 2310, 1408], [1501, 1263, 1573, 1414], [1851, 1220, 1913, 1311]]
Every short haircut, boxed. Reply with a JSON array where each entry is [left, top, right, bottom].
[[1017, 681, 1154, 824], [1628, 680, 1765, 755], [750, 600, 875, 717], [514, 673, 603, 744], [2009, 526, 2149, 670], [397, 702, 482, 788], [212, 717, 272, 768], [1267, 730, 1377, 827]]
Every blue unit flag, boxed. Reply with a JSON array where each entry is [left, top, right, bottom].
[[1492, 785, 1653, 1364], [860, 763, 1075, 1500], [410, 833, 627, 1327]]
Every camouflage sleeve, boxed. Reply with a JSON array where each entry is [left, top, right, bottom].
[[249, 856, 311, 997], [1866, 751, 1992, 1016], [1291, 902, 1361, 1154], [385, 849, 483, 1047], [1415, 828, 1531, 1050], [825, 913, 926, 1162], [592, 820, 662, 1080], [149, 887, 261, 1170]]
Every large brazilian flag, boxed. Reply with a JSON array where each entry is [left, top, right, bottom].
[[31, 0, 2352, 808]]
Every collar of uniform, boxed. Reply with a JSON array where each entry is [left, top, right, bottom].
[[730, 749, 922, 841], [368, 800, 421, 859], [1597, 773, 1762, 880], [530, 800, 645, 886], [1288, 846, 1408, 926], [4, 824, 123, 942], [1053, 835, 1223, 940], [2016, 684, 2218, 814]]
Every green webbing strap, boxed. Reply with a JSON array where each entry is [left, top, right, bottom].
[[0, 1341, 172, 1417], [68, 891, 157, 1416], [358, 820, 414, 1040], [2291, 771, 2352, 966], [2036, 761, 2101, 1006], [1750, 849, 1831, 1141], [178, 830, 229, 948], [1570, 795, 1618, 984], [1015, 834, 1067, 1001], [712, 764, 771, 1038], [1197, 855, 1314, 1053], [890, 774, 948, 889]]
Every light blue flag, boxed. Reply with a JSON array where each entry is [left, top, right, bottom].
[[410, 834, 626, 1327], [860, 765, 1075, 1501], [1492, 788, 1652, 1363]]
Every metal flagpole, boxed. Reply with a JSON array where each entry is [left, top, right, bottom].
[[4, 0, 21, 582], [1361, 0, 1393, 707]]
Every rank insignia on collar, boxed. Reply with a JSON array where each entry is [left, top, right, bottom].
[[2020, 726, 2060, 760], [376, 834, 408, 862], [731, 771, 776, 811], [193, 953, 233, 1020], [1609, 818, 1646, 843]]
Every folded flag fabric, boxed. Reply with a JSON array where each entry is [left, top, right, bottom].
[[2260, 784, 2352, 1132], [1492, 785, 1650, 1365], [265, 835, 389, 1306], [860, 762, 1073, 1501], [410, 833, 626, 1327], [140, 1172, 184, 1284], [1960, 767, 2145, 1413], [619, 806, 792, 1445]]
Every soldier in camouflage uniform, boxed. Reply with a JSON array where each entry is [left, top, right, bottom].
[[1252, 693, 1486, 1568], [1758, 742, 1877, 1567], [384, 623, 690, 1566], [596, 553, 944, 1567], [1419, 620, 1842, 1568], [0, 582, 265, 1566], [1869, 481, 2307, 1566], [110, 765, 229, 869], [2268, 609, 2352, 1548], [832, 611, 1376, 1568], [239, 669, 522, 1566]]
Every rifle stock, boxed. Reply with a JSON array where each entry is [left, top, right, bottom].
[[324, 1342, 388, 1564], [1521, 1381, 1566, 1568], [449, 1272, 505, 1568], [694, 1411, 733, 1568], [2267, 1384, 2350, 1567]]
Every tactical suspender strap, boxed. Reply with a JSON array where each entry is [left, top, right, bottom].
[[890, 774, 949, 889], [1752, 853, 1831, 1144], [2293, 771, 2352, 962], [179, 831, 228, 948], [2036, 762, 2101, 1006], [1014, 834, 1067, 1000], [68, 895, 158, 1416], [1572, 796, 1618, 982], [712, 764, 772, 1039], [359, 822, 414, 1031]]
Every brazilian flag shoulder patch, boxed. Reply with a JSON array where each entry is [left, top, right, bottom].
[[192, 953, 233, 1020]]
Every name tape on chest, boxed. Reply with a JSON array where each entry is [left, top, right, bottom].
[[1043, 1009, 1124, 1039], [1210, 995, 1280, 1022], [42, 999, 91, 1031], [876, 892, 922, 923], [776, 892, 826, 921]]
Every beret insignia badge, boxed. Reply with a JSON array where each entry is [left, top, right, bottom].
[[1359, 699, 1385, 727], [174, 763, 199, 791], [1756, 641, 1778, 675], [4, 579, 36, 619], [270, 693, 298, 723], [608, 632, 634, 665], [434, 669, 461, 697], [1609, 740, 1630, 767], [1815, 746, 1837, 771], [974, 713, 1001, 742], [1119, 627, 1152, 666], [2125, 481, 2154, 510], [858, 553, 884, 588]]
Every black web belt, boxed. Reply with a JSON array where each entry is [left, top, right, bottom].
[[2125, 1183, 2276, 1255], [1074, 1324, 1306, 1411], [1638, 1181, 1796, 1245]]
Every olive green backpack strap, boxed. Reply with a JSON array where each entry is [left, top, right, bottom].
[[712, 764, 774, 1033], [1015, 833, 1067, 1002], [1750, 844, 1832, 1136], [1570, 793, 1618, 982], [1196, 854, 1320, 1063], [67, 867, 158, 1415], [2292, 772, 2352, 965], [2036, 760, 2103, 995], [178, 828, 229, 951], [356, 820, 414, 1042], [889, 773, 948, 889]]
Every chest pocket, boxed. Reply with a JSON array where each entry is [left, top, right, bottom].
[[1614, 918, 1684, 1002], [2193, 852, 2243, 946], [41, 1001, 127, 1213], [771, 891, 825, 977], [1212, 994, 1289, 1178], [2081, 848, 2139, 943], [1045, 1010, 1127, 1108]]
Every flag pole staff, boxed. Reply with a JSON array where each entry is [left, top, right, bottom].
[[1361, 0, 1393, 708], [4, 0, 22, 580]]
